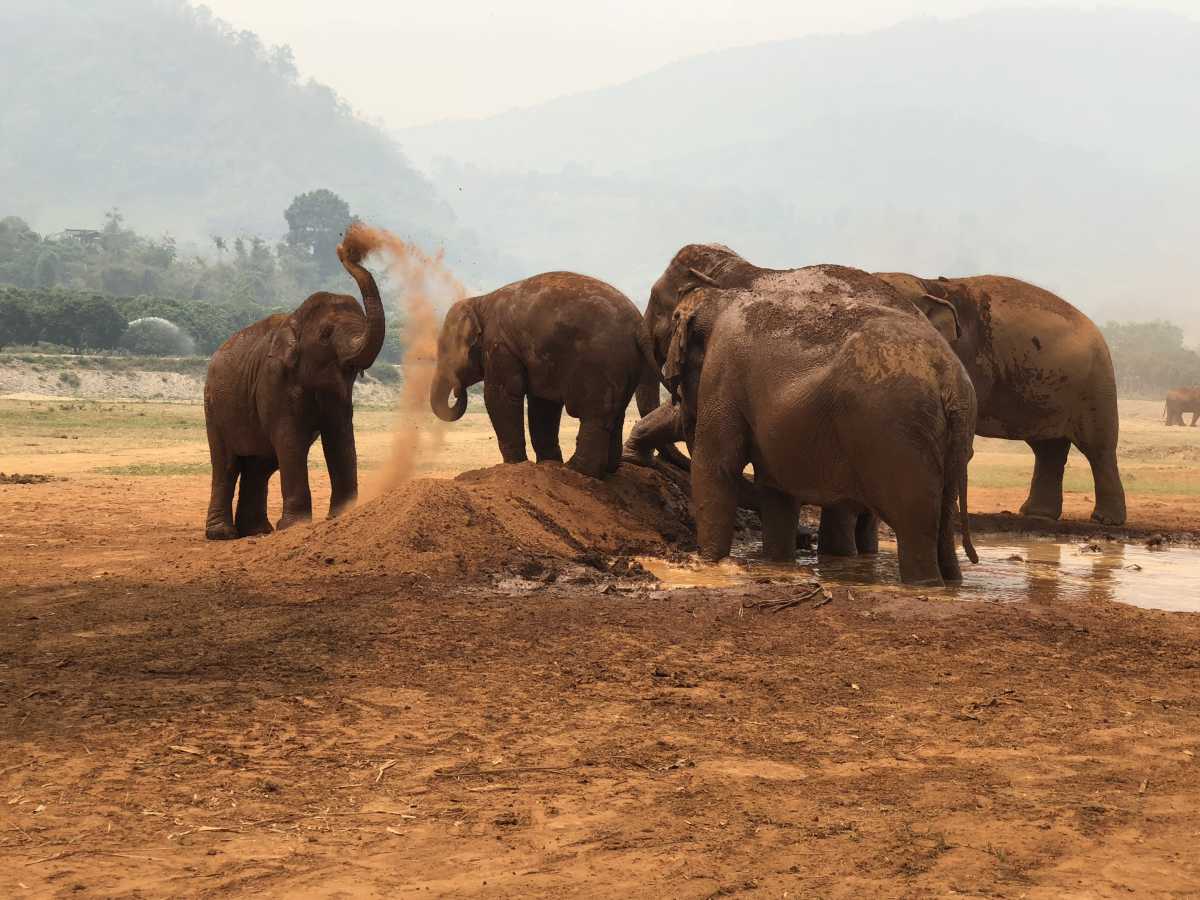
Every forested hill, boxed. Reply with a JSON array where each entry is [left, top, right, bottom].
[[399, 8, 1200, 333], [0, 0, 452, 251]]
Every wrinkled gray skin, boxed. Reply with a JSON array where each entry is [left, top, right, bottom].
[[668, 278, 979, 586], [431, 272, 662, 478], [876, 273, 1126, 525], [635, 244, 943, 556], [203, 245, 384, 539], [1163, 386, 1200, 426]]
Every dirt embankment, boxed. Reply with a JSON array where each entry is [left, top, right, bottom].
[[0, 356, 401, 405], [251, 462, 695, 580]]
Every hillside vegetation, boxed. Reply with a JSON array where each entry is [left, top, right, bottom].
[[402, 8, 1200, 332]]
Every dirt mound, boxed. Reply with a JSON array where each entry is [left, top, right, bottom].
[[256, 462, 693, 579], [0, 472, 58, 484]]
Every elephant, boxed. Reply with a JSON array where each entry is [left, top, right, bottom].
[[634, 244, 943, 556], [665, 276, 979, 586], [203, 224, 385, 540], [1164, 386, 1200, 426], [875, 273, 1126, 525], [430, 271, 663, 478]]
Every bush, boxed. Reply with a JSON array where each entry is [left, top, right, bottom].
[[58, 370, 81, 389]]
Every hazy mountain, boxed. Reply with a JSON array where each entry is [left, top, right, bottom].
[[400, 8, 1200, 334], [0, 0, 517, 288]]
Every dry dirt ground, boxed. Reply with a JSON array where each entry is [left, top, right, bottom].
[[2, 395, 1199, 898]]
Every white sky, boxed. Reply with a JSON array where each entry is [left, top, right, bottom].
[[198, 0, 1199, 128]]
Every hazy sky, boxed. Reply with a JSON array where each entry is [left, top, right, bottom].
[[199, 1, 1197, 128]]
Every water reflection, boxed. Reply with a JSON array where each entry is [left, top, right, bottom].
[[640, 536, 1200, 613]]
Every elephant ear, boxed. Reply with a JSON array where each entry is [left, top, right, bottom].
[[664, 305, 697, 394], [268, 317, 301, 371], [917, 293, 961, 343]]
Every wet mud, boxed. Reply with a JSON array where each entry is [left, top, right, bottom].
[[642, 535, 1200, 613]]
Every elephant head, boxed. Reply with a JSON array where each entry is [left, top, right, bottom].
[[873, 272, 967, 345], [647, 244, 753, 366], [268, 227, 385, 399], [662, 289, 725, 439], [430, 297, 484, 422]]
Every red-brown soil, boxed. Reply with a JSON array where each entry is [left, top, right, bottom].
[[2, 462, 1200, 898]]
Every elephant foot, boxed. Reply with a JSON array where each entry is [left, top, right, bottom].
[[1090, 508, 1126, 527], [621, 449, 654, 468], [205, 523, 238, 541], [534, 452, 564, 464], [238, 521, 274, 538], [566, 456, 606, 479], [275, 513, 312, 532], [1018, 501, 1062, 521]]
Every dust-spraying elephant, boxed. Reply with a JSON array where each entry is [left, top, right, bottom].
[[666, 274, 978, 586], [1164, 386, 1200, 426], [203, 222, 385, 539], [430, 272, 663, 478], [875, 273, 1126, 525]]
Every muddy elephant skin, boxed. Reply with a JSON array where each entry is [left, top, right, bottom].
[[1164, 386, 1200, 426], [668, 277, 979, 587], [876, 273, 1126, 525], [430, 272, 661, 478], [637, 245, 929, 555], [203, 228, 385, 540]]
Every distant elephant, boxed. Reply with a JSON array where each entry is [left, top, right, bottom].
[[203, 224, 385, 539], [666, 276, 978, 586], [635, 244, 941, 555], [1164, 386, 1200, 426], [875, 273, 1126, 525], [430, 272, 663, 478]]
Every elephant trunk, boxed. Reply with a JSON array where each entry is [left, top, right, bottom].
[[430, 372, 467, 422], [336, 232, 386, 371]]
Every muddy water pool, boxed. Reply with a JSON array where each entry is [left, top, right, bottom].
[[640, 535, 1200, 613]]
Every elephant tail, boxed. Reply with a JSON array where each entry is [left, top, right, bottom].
[[635, 320, 669, 416]]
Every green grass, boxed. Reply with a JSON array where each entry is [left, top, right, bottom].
[[95, 462, 210, 476]]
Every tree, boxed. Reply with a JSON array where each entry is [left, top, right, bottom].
[[284, 189, 352, 277], [41, 294, 127, 353], [0, 292, 34, 350]]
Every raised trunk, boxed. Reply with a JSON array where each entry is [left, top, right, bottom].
[[430, 373, 467, 422], [338, 252, 386, 371]]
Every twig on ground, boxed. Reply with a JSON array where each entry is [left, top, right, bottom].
[[375, 759, 397, 784], [432, 765, 574, 779], [741, 585, 828, 613]]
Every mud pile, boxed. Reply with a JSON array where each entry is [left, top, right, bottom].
[[257, 463, 693, 579]]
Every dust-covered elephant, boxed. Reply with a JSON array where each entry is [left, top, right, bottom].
[[875, 273, 1126, 525], [430, 272, 662, 478], [666, 274, 978, 586], [203, 223, 385, 539], [635, 244, 938, 555], [1164, 386, 1200, 426]]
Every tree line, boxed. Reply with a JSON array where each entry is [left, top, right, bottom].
[[1101, 321, 1200, 396]]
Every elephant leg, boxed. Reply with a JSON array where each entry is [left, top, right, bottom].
[[758, 484, 799, 563], [235, 457, 276, 537], [1019, 438, 1070, 520], [527, 395, 564, 463], [855, 511, 880, 555], [568, 417, 611, 479], [691, 418, 748, 562], [818, 504, 859, 557], [623, 402, 685, 467], [484, 380, 528, 464], [1191, 411, 1198, 426], [275, 435, 313, 531], [936, 488, 962, 584], [205, 442, 240, 541], [891, 508, 945, 587], [321, 412, 359, 518], [606, 412, 625, 474], [1078, 441, 1126, 525]]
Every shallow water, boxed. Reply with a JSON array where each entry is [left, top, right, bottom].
[[640, 535, 1200, 613]]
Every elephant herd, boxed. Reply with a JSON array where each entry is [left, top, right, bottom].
[[202, 226, 1131, 587]]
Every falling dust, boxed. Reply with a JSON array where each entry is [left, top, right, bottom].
[[339, 222, 468, 499]]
